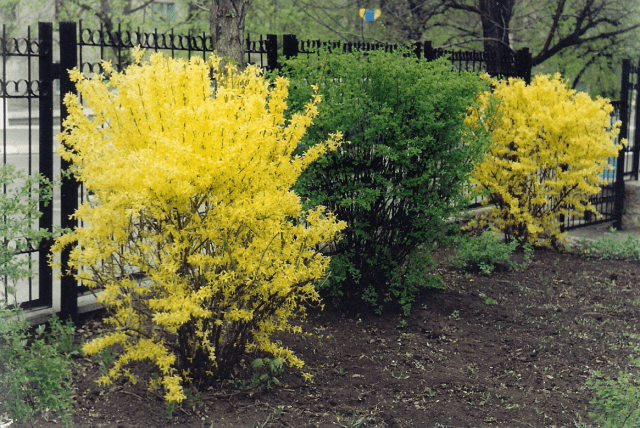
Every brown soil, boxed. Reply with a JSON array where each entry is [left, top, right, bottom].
[[31, 248, 640, 427]]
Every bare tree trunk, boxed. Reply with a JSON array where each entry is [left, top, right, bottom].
[[478, 0, 514, 75], [210, 0, 250, 69]]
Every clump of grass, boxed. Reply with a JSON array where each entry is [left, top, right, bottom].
[[578, 229, 640, 259]]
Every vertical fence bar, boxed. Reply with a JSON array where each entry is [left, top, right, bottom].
[[413, 41, 422, 60], [424, 41, 435, 61], [614, 59, 631, 229], [117, 23, 122, 70], [59, 21, 78, 318], [78, 21, 84, 75], [99, 22, 104, 67], [171, 27, 175, 58], [516, 48, 532, 84], [258, 35, 264, 68], [266, 34, 277, 71], [245, 33, 251, 66], [27, 27, 35, 302], [38, 22, 54, 307], [282, 34, 298, 59], [187, 29, 192, 60], [2, 24, 6, 165], [202, 31, 207, 60], [632, 57, 640, 181], [1, 25, 5, 300]]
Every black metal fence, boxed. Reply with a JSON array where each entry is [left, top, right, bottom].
[[1, 23, 54, 310], [615, 59, 640, 183], [0, 22, 232, 316], [562, 102, 623, 230], [563, 59, 640, 230], [0, 20, 633, 317], [465, 64, 637, 232]]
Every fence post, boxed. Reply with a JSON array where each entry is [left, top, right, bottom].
[[38, 22, 54, 308], [282, 34, 298, 59], [266, 34, 277, 70], [59, 21, 78, 318], [614, 59, 631, 229], [413, 41, 422, 59], [424, 40, 435, 61], [632, 57, 640, 181], [516, 48, 532, 84]]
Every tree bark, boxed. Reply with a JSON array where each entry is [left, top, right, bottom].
[[478, 0, 515, 74], [210, 0, 250, 69]]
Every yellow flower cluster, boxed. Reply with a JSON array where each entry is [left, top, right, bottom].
[[53, 48, 345, 404], [466, 74, 623, 245]]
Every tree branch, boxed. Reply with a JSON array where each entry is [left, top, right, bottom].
[[572, 51, 605, 88], [188, 0, 210, 13], [533, 22, 640, 66], [127, 0, 159, 15], [292, 0, 354, 42], [442, 0, 480, 15], [539, 0, 566, 57]]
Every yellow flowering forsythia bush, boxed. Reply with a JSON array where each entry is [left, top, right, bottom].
[[467, 74, 623, 245], [53, 49, 345, 404]]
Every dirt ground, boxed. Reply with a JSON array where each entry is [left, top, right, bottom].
[[30, 245, 640, 428]]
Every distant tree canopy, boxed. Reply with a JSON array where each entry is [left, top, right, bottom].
[[5, 0, 254, 69], [2, 0, 638, 95], [442, 0, 640, 96], [245, 0, 640, 97]]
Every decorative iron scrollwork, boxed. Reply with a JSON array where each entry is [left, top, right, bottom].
[[1, 37, 39, 56], [0, 79, 39, 97], [80, 24, 213, 53]]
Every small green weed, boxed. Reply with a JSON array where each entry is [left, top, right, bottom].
[[238, 357, 284, 390], [479, 292, 496, 305], [46, 315, 83, 356], [166, 401, 176, 419], [587, 355, 640, 427], [391, 371, 410, 380], [184, 387, 203, 409], [97, 346, 115, 376], [254, 406, 283, 428], [336, 412, 365, 428]]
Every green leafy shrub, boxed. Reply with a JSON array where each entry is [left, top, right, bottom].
[[455, 229, 519, 273], [0, 164, 74, 426], [587, 355, 640, 428], [1, 164, 53, 286], [0, 312, 75, 427], [280, 50, 490, 312]]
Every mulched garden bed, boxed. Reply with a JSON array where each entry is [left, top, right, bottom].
[[31, 247, 640, 427]]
